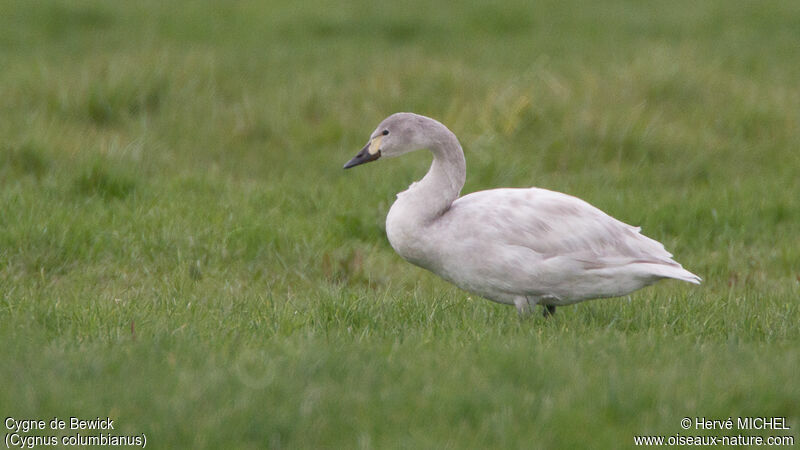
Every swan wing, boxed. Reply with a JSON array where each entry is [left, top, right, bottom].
[[441, 187, 700, 292]]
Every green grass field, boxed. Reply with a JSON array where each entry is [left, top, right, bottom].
[[1, 0, 799, 448]]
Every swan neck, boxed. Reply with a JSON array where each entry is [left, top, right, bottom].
[[413, 130, 466, 217]]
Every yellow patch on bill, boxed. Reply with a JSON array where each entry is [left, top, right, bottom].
[[368, 136, 383, 155]]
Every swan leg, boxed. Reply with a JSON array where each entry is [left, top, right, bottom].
[[514, 296, 539, 317], [542, 304, 556, 317]]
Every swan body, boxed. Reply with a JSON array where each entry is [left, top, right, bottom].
[[344, 113, 700, 315]]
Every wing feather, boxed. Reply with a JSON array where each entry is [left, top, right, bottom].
[[447, 187, 679, 267]]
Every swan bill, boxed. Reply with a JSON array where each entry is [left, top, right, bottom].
[[343, 143, 381, 169]]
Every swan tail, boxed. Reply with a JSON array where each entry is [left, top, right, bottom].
[[640, 263, 702, 285]]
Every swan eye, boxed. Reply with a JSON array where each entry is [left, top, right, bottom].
[[382, 130, 389, 136]]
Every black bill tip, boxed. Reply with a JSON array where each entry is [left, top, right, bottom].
[[343, 143, 381, 169]]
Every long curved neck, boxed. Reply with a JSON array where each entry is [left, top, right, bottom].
[[402, 127, 466, 221]]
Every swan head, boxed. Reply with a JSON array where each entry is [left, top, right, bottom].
[[343, 112, 441, 169]]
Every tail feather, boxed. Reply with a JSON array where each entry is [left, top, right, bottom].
[[641, 263, 702, 284]]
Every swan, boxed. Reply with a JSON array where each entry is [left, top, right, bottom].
[[343, 112, 700, 316]]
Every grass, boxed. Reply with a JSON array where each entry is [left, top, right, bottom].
[[1, 0, 799, 448]]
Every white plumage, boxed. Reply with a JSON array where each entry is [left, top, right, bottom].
[[344, 112, 700, 315]]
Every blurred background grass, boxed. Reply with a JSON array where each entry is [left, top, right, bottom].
[[1, 0, 798, 448]]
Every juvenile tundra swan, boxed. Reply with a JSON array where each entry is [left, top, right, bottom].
[[344, 113, 700, 316]]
